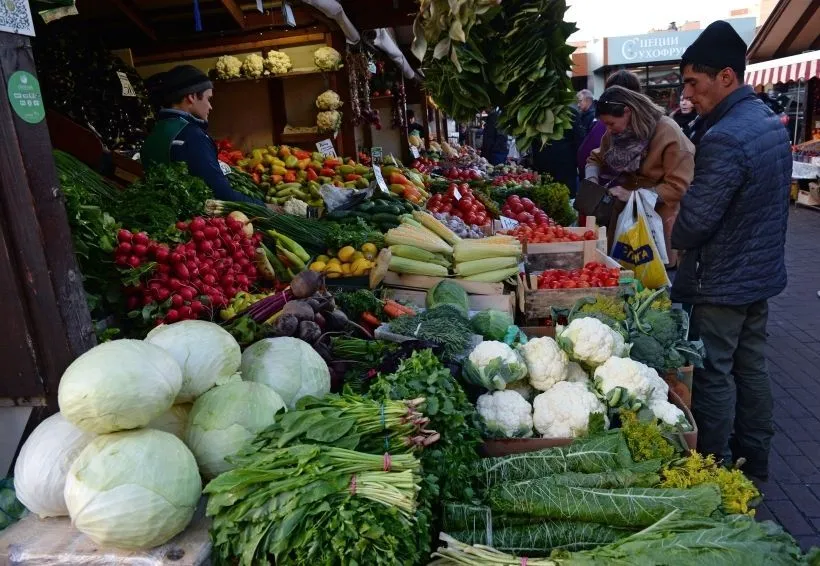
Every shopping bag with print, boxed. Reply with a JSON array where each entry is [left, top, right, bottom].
[[635, 189, 669, 265], [610, 192, 670, 289]]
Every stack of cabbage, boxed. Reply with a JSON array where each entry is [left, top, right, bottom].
[[12, 321, 331, 550], [467, 316, 691, 439]]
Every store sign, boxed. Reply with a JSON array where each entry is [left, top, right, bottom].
[[372, 165, 389, 193], [7, 71, 45, 124], [0, 0, 35, 36], [315, 139, 336, 158], [605, 18, 756, 66], [117, 72, 137, 97]]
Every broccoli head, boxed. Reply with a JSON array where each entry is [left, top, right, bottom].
[[639, 309, 681, 346]]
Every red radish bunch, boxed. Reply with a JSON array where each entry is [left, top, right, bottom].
[[114, 216, 261, 325], [426, 183, 490, 226]]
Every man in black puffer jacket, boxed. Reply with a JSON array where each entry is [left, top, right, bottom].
[[672, 21, 791, 482]]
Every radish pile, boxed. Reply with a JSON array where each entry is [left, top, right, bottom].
[[115, 216, 261, 325]]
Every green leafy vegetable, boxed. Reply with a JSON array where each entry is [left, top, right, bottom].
[[336, 289, 383, 321], [388, 305, 474, 360], [471, 310, 515, 341], [486, 483, 722, 527], [451, 521, 630, 555], [0, 477, 26, 532], [427, 280, 470, 317], [325, 218, 385, 250]]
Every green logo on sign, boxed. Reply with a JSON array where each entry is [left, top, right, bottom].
[[7, 71, 45, 124]]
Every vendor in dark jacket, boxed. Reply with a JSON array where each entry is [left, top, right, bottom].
[[481, 109, 509, 165], [142, 65, 260, 204], [672, 21, 791, 483]]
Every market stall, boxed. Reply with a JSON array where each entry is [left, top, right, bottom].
[[0, 0, 818, 563]]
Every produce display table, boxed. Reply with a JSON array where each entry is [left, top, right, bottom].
[[0, 501, 211, 566]]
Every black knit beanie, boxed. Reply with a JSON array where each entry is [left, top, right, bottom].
[[147, 65, 213, 105], [680, 20, 747, 77]]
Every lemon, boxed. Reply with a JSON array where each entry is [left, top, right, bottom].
[[327, 257, 341, 267], [338, 246, 356, 262], [317, 254, 330, 263], [351, 258, 370, 277], [325, 264, 342, 275], [340, 262, 352, 275], [309, 261, 327, 272], [351, 251, 365, 263], [362, 243, 377, 255]]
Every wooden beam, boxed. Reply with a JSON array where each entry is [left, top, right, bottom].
[[773, 0, 819, 58], [219, 0, 247, 29], [243, 6, 318, 29], [110, 0, 158, 41], [132, 29, 327, 65]]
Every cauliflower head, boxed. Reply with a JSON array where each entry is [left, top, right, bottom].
[[314, 46, 342, 71], [518, 336, 568, 392], [594, 357, 667, 408], [316, 90, 343, 111], [264, 50, 292, 75], [283, 198, 308, 217], [649, 398, 691, 429], [316, 110, 341, 133], [532, 381, 608, 438], [215, 55, 242, 79], [558, 317, 628, 368], [566, 361, 590, 385], [507, 377, 534, 402], [476, 390, 533, 439], [463, 341, 528, 391], [241, 53, 265, 78]]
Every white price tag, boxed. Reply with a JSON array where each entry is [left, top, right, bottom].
[[117, 72, 137, 97], [453, 188, 462, 201], [219, 161, 232, 176], [371, 146, 383, 165], [410, 146, 420, 159], [315, 139, 336, 158], [500, 216, 520, 230], [372, 165, 389, 193]]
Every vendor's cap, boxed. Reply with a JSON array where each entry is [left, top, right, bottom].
[[146, 65, 213, 103], [680, 20, 747, 78]]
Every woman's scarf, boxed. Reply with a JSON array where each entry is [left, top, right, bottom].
[[603, 129, 650, 178]]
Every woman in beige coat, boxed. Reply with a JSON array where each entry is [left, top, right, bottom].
[[586, 86, 695, 267]]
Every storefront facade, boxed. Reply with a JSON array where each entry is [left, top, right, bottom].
[[586, 18, 758, 110]]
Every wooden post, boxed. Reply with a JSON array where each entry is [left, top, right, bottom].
[[0, 32, 95, 415]]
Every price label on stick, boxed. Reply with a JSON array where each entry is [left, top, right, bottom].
[[500, 216, 520, 230], [410, 146, 420, 159], [117, 72, 137, 97], [218, 161, 232, 176], [372, 165, 389, 194], [453, 188, 462, 201], [371, 146, 383, 165], [315, 139, 336, 158]]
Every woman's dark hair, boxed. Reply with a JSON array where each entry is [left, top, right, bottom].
[[605, 70, 642, 93]]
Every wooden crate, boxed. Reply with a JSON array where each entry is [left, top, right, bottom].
[[479, 391, 697, 457], [517, 268, 633, 321], [381, 272, 504, 296], [383, 288, 515, 317], [524, 219, 608, 272]]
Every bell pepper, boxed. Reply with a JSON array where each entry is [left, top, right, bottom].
[[252, 172, 262, 184], [323, 158, 343, 168], [279, 145, 292, 158], [283, 171, 297, 183], [271, 174, 283, 184], [344, 173, 362, 182], [320, 167, 337, 177], [306, 168, 318, 181], [294, 149, 311, 160], [284, 155, 299, 169], [272, 165, 287, 176], [389, 172, 410, 186], [308, 160, 323, 171], [296, 158, 311, 171]]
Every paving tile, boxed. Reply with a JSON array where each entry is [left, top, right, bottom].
[[776, 417, 817, 443], [767, 500, 815, 536], [780, 484, 820, 517], [755, 503, 776, 522], [758, 480, 788, 501], [797, 442, 820, 467], [796, 535, 820, 553], [773, 435, 803, 456]]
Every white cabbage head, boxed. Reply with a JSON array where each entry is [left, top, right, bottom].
[[185, 381, 286, 478], [147, 404, 193, 440], [64, 429, 201, 549], [14, 413, 96, 518], [145, 320, 241, 403], [240, 337, 330, 409], [58, 340, 182, 434]]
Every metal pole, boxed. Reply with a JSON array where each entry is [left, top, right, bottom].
[[794, 80, 802, 146]]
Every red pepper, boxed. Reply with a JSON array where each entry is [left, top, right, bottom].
[[283, 171, 297, 183], [306, 168, 319, 181], [293, 149, 311, 160], [320, 167, 337, 177], [252, 172, 261, 184], [344, 173, 362, 182]]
